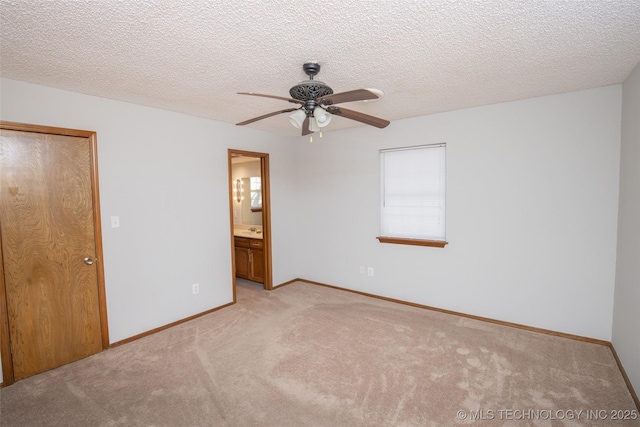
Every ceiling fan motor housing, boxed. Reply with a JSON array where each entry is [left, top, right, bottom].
[[289, 80, 333, 101], [289, 62, 334, 102]]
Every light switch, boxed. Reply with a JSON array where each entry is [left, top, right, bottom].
[[111, 216, 120, 228]]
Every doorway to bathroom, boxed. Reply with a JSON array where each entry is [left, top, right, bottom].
[[228, 149, 272, 299]]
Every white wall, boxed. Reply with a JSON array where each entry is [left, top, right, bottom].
[[294, 86, 622, 341], [0, 78, 301, 349], [613, 62, 640, 395]]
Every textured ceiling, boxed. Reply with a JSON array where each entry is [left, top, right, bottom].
[[1, 1, 639, 136]]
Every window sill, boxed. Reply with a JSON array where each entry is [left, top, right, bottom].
[[376, 236, 448, 248]]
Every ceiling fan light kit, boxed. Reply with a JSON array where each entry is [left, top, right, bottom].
[[308, 118, 320, 133], [288, 109, 307, 129], [237, 62, 390, 139], [313, 107, 331, 127]]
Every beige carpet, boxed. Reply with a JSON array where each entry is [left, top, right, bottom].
[[0, 279, 637, 426]]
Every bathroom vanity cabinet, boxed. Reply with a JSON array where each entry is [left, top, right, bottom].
[[234, 236, 264, 283]]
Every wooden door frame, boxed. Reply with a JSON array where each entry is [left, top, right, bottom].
[[0, 121, 110, 387], [228, 149, 273, 300]]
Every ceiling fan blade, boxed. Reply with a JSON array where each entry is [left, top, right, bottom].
[[301, 117, 312, 135], [237, 92, 304, 105], [318, 89, 379, 105], [327, 106, 390, 129], [236, 108, 299, 126]]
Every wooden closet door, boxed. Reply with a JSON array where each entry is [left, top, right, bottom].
[[0, 128, 103, 381]]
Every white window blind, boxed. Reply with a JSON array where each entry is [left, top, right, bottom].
[[380, 144, 446, 241]]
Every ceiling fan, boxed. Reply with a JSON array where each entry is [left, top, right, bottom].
[[236, 62, 390, 136]]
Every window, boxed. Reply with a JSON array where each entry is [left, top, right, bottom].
[[378, 144, 447, 247], [250, 176, 262, 211]]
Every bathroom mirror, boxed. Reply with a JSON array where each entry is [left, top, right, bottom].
[[240, 176, 262, 225], [231, 157, 262, 226]]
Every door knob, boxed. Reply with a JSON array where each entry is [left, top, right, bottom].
[[83, 257, 94, 265]]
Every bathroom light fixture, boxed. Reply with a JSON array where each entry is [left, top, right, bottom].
[[232, 179, 244, 203]]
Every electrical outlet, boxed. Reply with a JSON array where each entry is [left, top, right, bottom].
[[359, 265, 365, 274], [367, 267, 374, 277], [192, 283, 199, 294]]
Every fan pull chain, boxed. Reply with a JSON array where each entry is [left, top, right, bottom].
[[309, 131, 324, 143]]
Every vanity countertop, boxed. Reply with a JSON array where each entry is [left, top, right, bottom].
[[233, 229, 263, 240]]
